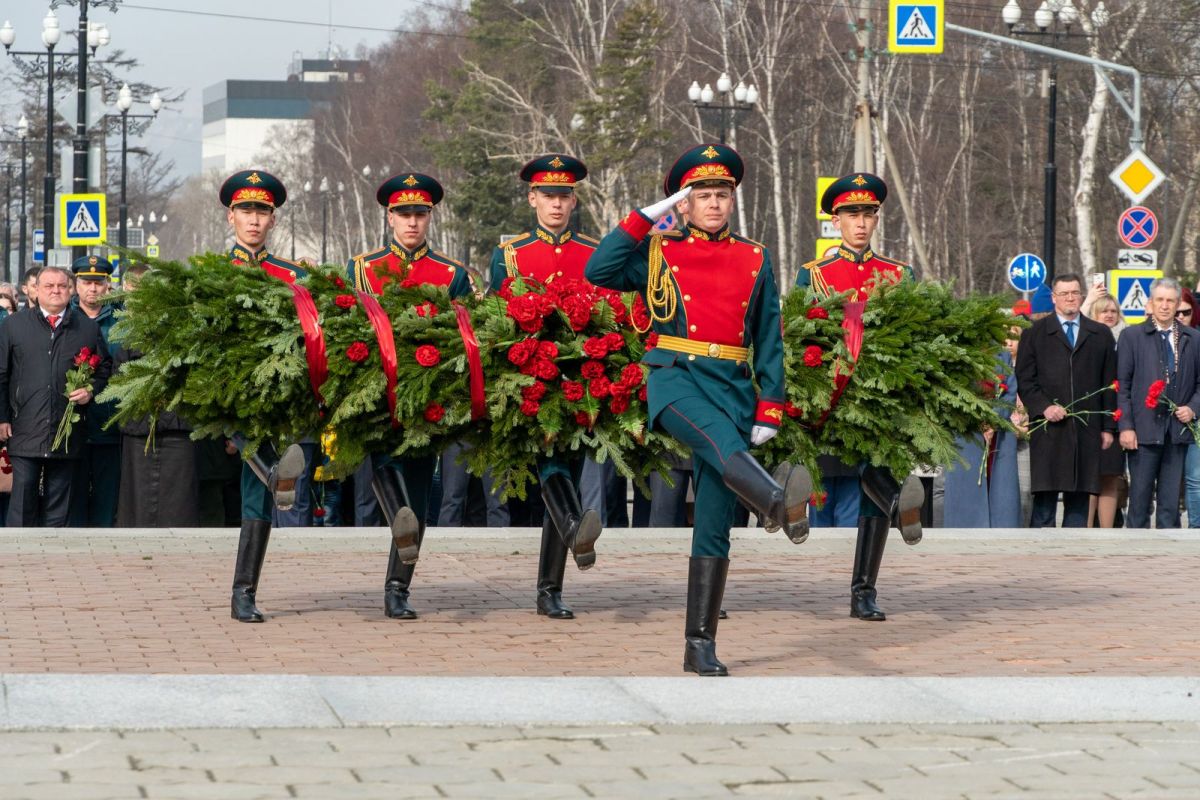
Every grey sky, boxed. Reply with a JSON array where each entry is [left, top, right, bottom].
[[2, 0, 429, 175]]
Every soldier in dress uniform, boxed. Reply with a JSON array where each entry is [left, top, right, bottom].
[[796, 172, 924, 622], [488, 154, 603, 620], [219, 169, 310, 622], [348, 172, 473, 620], [587, 144, 812, 676]]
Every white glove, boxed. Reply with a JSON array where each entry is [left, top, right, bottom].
[[640, 186, 691, 222], [750, 425, 777, 446]]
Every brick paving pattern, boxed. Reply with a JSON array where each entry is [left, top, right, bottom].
[[2, 722, 1199, 799], [1, 528, 1198, 676]]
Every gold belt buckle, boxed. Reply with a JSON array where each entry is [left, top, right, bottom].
[[707, 343, 721, 358]]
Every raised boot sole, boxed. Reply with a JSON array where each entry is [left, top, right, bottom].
[[763, 462, 792, 533], [570, 510, 602, 571], [271, 444, 307, 512], [782, 464, 813, 544], [897, 476, 924, 545], [392, 508, 422, 565]]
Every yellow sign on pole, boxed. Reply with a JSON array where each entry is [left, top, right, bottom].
[[1109, 150, 1166, 204], [815, 239, 841, 260], [1110, 268, 1162, 324], [59, 193, 107, 246], [816, 176, 836, 221], [888, 0, 944, 54]]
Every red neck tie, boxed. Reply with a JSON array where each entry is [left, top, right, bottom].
[[47, 314, 60, 330]]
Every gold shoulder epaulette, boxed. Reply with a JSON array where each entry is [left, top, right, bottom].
[[500, 232, 533, 247], [804, 254, 840, 271], [428, 249, 464, 268], [732, 233, 767, 250], [660, 228, 685, 240], [352, 246, 388, 264], [872, 252, 910, 268], [575, 232, 600, 246]]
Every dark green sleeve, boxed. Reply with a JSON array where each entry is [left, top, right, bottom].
[[487, 247, 505, 295], [750, 250, 785, 418], [585, 210, 653, 292]]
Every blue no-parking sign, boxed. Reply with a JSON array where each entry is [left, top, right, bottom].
[[1007, 253, 1046, 293]]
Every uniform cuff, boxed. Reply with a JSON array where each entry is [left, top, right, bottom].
[[619, 210, 654, 241], [755, 400, 784, 428]]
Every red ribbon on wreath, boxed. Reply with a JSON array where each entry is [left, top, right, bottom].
[[289, 283, 328, 409], [357, 291, 400, 428], [453, 302, 486, 421], [815, 300, 865, 428]]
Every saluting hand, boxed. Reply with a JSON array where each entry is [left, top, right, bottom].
[[750, 425, 777, 446], [640, 186, 692, 223]]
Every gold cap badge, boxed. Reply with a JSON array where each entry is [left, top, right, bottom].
[[701, 146, 720, 158], [403, 175, 419, 186], [852, 174, 868, 186], [247, 172, 262, 184], [548, 156, 565, 168]]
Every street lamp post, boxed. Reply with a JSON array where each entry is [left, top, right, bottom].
[[111, 83, 162, 250], [1003, 0, 1088, 283], [1, 8, 111, 262], [2, 164, 12, 277], [686, 72, 758, 144], [17, 115, 29, 282], [361, 164, 390, 245]]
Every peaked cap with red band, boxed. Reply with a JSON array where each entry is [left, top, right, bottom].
[[220, 169, 287, 210], [663, 143, 744, 195], [519, 153, 588, 195], [820, 172, 888, 215], [376, 173, 444, 212]]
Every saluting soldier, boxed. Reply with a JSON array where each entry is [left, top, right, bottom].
[[220, 169, 309, 623], [488, 154, 603, 620], [348, 172, 472, 620], [587, 144, 811, 676], [796, 172, 924, 623]]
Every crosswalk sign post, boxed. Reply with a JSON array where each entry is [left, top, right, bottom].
[[888, 0, 944, 54], [1111, 269, 1161, 325], [60, 193, 107, 246]]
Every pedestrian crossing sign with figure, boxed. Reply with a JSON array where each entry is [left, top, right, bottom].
[[60, 193, 107, 246], [888, 0, 944, 54], [1111, 269, 1161, 324]]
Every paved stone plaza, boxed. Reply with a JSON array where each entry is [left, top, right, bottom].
[[1, 526, 1198, 798]]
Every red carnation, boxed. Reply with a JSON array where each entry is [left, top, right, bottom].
[[1113, 408, 1123, 423], [638, 385, 648, 402], [998, 382, 1008, 394], [562, 381, 585, 402], [806, 306, 829, 320], [424, 402, 445, 423], [399, 275, 420, 289], [520, 399, 541, 417], [589, 377, 612, 399], [536, 341, 558, 360], [645, 332, 659, 349], [604, 332, 624, 351], [581, 360, 606, 380], [507, 292, 551, 333], [609, 395, 630, 414], [346, 342, 370, 363], [415, 345, 441, 367], [1112, 380, 1119, 392], [88, 354, 101, 370], [802, 345, 823, 367], [605, 294, 629, 324], [415, 302, 439, 318], [583, 337, 610, 359], [335, 294, 357, 309], [575, 410, 595, 428], [619, 363, 644, 387], [631, 295, 651, 331], [810, 491, 828, 507], [564, 302, 593, 331], [507, 338, 539, 366], [785, 401, 803, 418], [312, 507, 326, 519], [73, 347, 92, 366], [533, 359, 560, 380], [1146, 379, 1167, 409], [522, 381, 547, 402], [333, 276, 346, 289]]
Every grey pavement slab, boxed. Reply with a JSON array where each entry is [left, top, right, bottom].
[[2, 674, 1198, 730]]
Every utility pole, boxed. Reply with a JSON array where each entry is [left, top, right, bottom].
[[852, 0, 875, 174]]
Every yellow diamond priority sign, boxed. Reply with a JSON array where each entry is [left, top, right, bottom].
[[1109, 149, 1165, 204]]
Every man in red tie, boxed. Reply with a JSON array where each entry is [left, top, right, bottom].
[[0, 266, 111, 526]]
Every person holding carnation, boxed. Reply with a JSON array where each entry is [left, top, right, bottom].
[[219, 170, 310, 623], [486, 154, 604, 620], [588, 143, 811, 677], [347, 172, 473, 620], [796, 173, 925, 622], [1115, 277, 1200, 528]]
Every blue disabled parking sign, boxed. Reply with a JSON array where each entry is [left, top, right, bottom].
[[1007, 253, 1046, 293]]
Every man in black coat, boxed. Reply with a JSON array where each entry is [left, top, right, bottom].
[[1116, 277, 1200, 528], [1016, 272, 1117, 527], [0, 265, 111, 526]]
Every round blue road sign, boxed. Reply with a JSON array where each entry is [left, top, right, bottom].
[[1007, 253, 1046, 293], [1118, 206, 1158, 248]]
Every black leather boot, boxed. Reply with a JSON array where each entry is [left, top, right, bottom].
[[536, 517, 574, 619], [683, 556, 730, 676], [722, 451, 811, 544], [372, 464, 421, 564], [383, 531, 422, 619], [541, 473, 602, 570], [860, 466, 923, 545], [231, 519, 271, 622], [244, 442, 307, 512], [850, 516, 889, 621]]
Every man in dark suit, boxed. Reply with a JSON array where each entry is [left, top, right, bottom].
[[1116, 277, 1200, 528], [0, 265, 111, 526], [1016, 273, 1117, 527]]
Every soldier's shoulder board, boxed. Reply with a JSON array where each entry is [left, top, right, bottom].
[[659, 229, 685, 240], [872, 252, 909, 268], [803, 254, 840, 271], [352, 246, 389, 265], [500, 232, 533, 248], [574, 232, 600, 247], [264, 253, 303, 270], [731, 233, 767, 250], [428, 249, 465, 269]]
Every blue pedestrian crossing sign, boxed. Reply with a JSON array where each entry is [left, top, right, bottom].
[[1007, 253, 1046, 293], [60, 193, 107, 246], [889, 0, 943, 54], [1111, 269, 1161, 324]]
